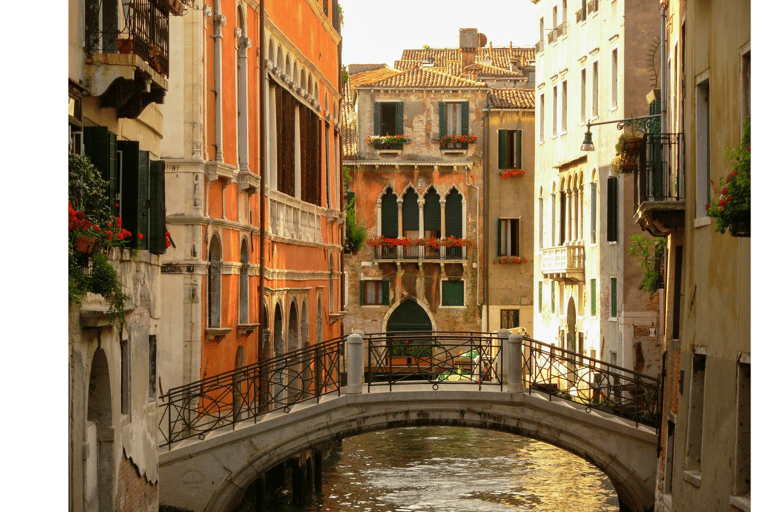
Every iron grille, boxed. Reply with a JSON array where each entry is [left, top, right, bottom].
[[634, 133, 685, 208]]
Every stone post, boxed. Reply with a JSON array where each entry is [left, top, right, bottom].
[[347, 333, 363, 394], [498, 329, 509, 385], [508, 333, 523, 394]]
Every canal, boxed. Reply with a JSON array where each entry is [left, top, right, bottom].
[[255, 426, 620, 511]]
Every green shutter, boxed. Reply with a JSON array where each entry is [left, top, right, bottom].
[[360, 281, 366, 305], [395, 101, 404, 135], [117, 140, 140, 244], [438, 101, 446, 138], [515, 130, 522, 168], [498, 130, 508, 169], [382, 280, 390, 305], [149, 160, 166, 255], [381, 190, 398, 238], [551, 281, 555, 313], [136, 151, 150, 250], [373, 102, 381, 135], [461, 101, 469, 135], [497, 218, 502, 256], [445, 189, 462, 237], [442, 280, 464, 306], [591, 279, 597, 316], [607, 176, 618, 242], [83, 126, 117, 215], [538, 281, 543, 312], [611, 277, 617, 317], [591, 182, 597, 244]]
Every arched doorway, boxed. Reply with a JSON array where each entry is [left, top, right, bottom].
[[386, 299, 433, 361], [273, 303, 285, 407], [87, 349, 114, 512]]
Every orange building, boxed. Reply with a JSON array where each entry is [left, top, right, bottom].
[[159, 0, 344, 392]]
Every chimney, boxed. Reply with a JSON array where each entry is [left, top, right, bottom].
[[459, 28, 478, 69]]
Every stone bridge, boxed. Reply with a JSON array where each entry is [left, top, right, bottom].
[[159, 333, 658, 512]]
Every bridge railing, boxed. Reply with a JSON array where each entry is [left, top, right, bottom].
[[364, 331, 504, 391], [521, 337, 661, 429], [158, 336, 347, 450]]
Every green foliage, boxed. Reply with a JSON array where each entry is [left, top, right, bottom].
[[392, 341, 432, 357], [69, 153, 111, 228], [345, 196, 367, 253], [708, 117, 750, 234], [628, 234, 665, 299], [615, 132, 642, 154]]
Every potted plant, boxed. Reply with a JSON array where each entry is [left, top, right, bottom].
[[366, 134, 408, 150], [707, 118, 750, 236], [439, 134, 477, 150], [613, 132, 644, 173]]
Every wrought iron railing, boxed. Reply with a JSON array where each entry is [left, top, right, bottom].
[[373, 244, 466, 261], [158, 336, 346, 449], [522, 337, 661, 429], [85, 0, 170, 76], [634, 133, 685, 207], [365, 331, 504, 391]]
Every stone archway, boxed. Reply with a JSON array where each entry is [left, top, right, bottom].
[[385, 298, 433, 332], [86, 348, 114, 512]]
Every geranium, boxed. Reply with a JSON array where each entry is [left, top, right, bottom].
[[707, 118, 750, 235], [366, 236, 475, 249], [500, 169, 526, 178], [493, 256, 528, 265], [366, 134, 409, 145], [439, 134, 477, 145]]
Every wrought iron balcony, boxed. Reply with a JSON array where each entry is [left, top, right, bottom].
[[633, 133, 685, 237], [374, 243, 466, 263], [541, 244, 585, 281]]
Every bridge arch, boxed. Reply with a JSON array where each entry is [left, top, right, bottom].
[[162, 390, 656, 512]]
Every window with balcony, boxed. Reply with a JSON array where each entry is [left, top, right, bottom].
[[360, 280, 390, 306], [501, 309, 520, 329], [607, 176, 618, 242], [498, 130, 522, 169], [441, 280, 464, 307], [498, 219, 520, 257]]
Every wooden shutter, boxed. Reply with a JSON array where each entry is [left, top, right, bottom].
[[497, 219, 503, 256], [461, 101, 469, 135], [515, 130, 523, 168], [591, 279, 597, 316], [149, 160, 166, 255], [591, 182, 597, 244], [382, 280, 390, 305], [136, 151, 150, 250], [442, 281, 463, 306], [402, 189, 419, 231], [381, 190, 398, 237], [438, 101, 446, 138], [360, 281, 366, 305], [607, 176, 618, 242], [395, 101, 404, 135], [498, 130, 508, 169], [117, 140, 140, 244], [373, 102, 381, 135], [83, 126, 117, 215], [611, 278, 617, 317], [445, 190, 462, 237]]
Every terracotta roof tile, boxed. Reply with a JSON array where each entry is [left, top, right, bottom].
[[488, 88, 535, 109], [360, 66, 486, 89], [400, 46, 535, 68]]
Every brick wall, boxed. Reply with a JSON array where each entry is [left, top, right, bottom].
[[116, 451, 159, 512]]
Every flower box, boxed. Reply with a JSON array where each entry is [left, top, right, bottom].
[[500, 169, 526, 179]]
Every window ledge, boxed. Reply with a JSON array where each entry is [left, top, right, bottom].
[[440, 149, 467, 155], [730, 494, 750, 511], [375, 149, 402, 156], [329, 311, 347, 324], [237, 323, 259, 337], [683, 470, 702, 488], [206, 327, 231, 342], [694, 216, 711, 228]]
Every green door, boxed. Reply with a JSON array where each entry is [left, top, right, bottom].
[[386, 299, 432, 332]]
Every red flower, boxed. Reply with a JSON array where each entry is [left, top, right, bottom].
[[721, 186, 728, 195], [138, 233, 144, 240], [718, 199, 726, 207]]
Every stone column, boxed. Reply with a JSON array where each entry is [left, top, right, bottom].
[[508, 333, 523, 393], [347, 333, 364, 394]]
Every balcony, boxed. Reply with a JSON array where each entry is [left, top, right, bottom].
[[374, 240, 467, 270], [541, 245, 585, 282], [269, 191, 323, 243], [84, 0, 183, 118], [633, 133, 685, 237]]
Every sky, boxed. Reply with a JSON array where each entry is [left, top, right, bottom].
[[341, 0, 539, 67]]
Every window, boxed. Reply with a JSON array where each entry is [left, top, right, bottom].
[[610, 277, 617, 317], [360, 280, 389, 305], [552, 85, 558, 137], [501, 309, 520, 329], [590, 181, 597, 243], [148, 335, 157, 400], [559, 191, 566, 245], [590, 278, 597, 316], [550, 281, 556, 313], [611, 48, 618, 109], [498, 218, 520, 256], [538, 196, 544, 249], [561, 80, 568, 133], [607, 176, 618, 242], [695, 78, 710, 218], [742, 50, 750, 123], [580, 68, 587, 124], [239, 241, 249, 324], [592, 61, 599, 118], [498, 130, 522, 169], [538, 281, 543, 313], [539, 93, 545, 142], [208, 235, 222, 327], [121, 338, 131, 417], [374, 101, 403, 136], [672, 245, 683, 339], [551, 192, 556, 246], [83, 127, 167, 254], [539, 17, 545, 44], [381, 187, 398, 238], [685, 353, 707, 476], [442, 280, 464, 306]]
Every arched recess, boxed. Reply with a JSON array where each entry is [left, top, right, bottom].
[[385, 297, 433, 332], [239, 239, 249, 324], [268, 38, 274, 63], [316, 294, 323, 345], [445, 188, 463, 258], [300, 299, 311, 400], [273, 302, 285, 406], [258, 301, 271, 410], [208, 234, 222, 327], [380, 186, 398, 238], [87, 348, 114, 512], [401, 187, 419, 239], [287, 301, 300, 403], [423, 187, 441, 239], [277, 46, 284, 72], [234, 346, 245, 421]]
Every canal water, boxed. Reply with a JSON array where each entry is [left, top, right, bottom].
[[261, 426, 620, 511]]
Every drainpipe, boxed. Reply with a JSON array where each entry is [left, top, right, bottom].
[[481, 98, 490, 332], [257, 0, 266, 362], [660, 1, 667, 133], [465, 147, 481, 321], [213, 9, 225, 161]]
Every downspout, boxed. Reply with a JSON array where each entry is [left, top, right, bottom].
[[481, 98, 490, 332], [213, 7, 225, 161], [660, 1, 668, 133], [465, 166, 481, 317], [257, 0, 266, 362]]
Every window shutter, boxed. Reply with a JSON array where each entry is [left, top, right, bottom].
[[438, 101, 446, 138], [381, 190, 398, 238], [591, 182, 597, 244], [498, 130, 508, 169], [538, 281, 543, 312], [607, 176, 618, 242], [445, 189, 462, 237], [149, 160, 167, 255], [461, 101, 469, 135], [373, 102, 381, 135], [395, 101, 404, 135], [117, 140, 140, 243], [591, 279, 597, 316], [611, 277, 617, 317], [360, 281, 366, 305], [83, 126, 117, 215], [497, 218, 502, 256], [136, 151, 150, 250], [382, 280, 390, 305], [515, 130, 523, 168]]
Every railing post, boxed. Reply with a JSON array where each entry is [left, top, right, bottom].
[[347, 333, 363, 394], [508, 333, 523, 394]]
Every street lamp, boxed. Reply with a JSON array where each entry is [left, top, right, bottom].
[[579, 115, 661, 152], [580, 129, 594, 151]]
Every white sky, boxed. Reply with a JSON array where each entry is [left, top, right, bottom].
[[341, 0, 539, 67]]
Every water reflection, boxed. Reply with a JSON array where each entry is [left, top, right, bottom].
[[263, 426, 619, 511]]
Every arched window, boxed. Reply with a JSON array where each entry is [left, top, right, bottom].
[[239, 239, 249, 324], [380, 187, 398, 238], [423, 187, 441, 239], [445, 189, 463, 258], [401, 188, 419, 239], [208, 235, 222, 327]]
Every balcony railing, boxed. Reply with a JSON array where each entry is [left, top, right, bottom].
[[633, 133, 685, 236], [85, 0, 171, 76], [541, 245, 585, 281], [374, 243, 466, 262], [269, 191, 323, 243]]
